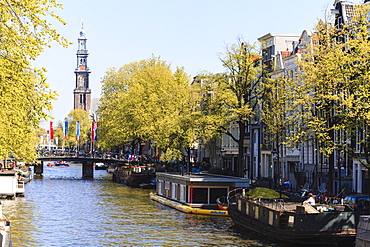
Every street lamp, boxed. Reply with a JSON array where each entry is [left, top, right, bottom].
[[271, 150, 279, 187]]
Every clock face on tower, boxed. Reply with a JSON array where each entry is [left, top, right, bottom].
[[78, 74, 85, 87]]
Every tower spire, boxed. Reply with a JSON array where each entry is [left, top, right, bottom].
[[73, 23, 91, 111]]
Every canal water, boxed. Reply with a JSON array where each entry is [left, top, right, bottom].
[[1, 163, 293, 247]]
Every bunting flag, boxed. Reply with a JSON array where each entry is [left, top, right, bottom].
[[50, 121, 54, 140], [63, 121, 69, 140], [91, 121, 98, 141], [76, 121, 80, 141]]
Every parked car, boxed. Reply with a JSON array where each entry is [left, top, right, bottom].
[[343, 194, 370, 213]]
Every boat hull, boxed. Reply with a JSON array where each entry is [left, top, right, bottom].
[[150, 193, 229, 216], [228, 199, 357, 246], [113, 169, 155, 188], [1, 214, 12, 247], [54, 163, 69, 167], [95, 166, 107, 170]]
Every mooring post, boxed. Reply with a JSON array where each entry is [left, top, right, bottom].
[[82, 160, 94, 179]]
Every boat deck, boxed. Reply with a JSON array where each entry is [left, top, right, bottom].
[[280, 202, 301, 211], [248, 198, 300, 211], [248, 198, 326, 214]]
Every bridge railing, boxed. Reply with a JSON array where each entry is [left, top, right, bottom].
[[37, 150, 126, 160]]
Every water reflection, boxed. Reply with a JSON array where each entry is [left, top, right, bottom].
[[2, 163, 289, 246]]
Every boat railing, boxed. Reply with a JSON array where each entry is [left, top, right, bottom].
[[242, 197, 286, 210], [257, 198, 286, 210], [226, 188, 247, 205], [323, 196, 343, 205]]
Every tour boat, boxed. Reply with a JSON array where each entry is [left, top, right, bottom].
[[54, 161, 69, 167], [0, 202, 12, 247], [228, 193, 358, 246], [46, 163, 55, 167], [150, 172, 250, 216]]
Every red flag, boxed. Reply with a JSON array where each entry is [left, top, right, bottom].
[[50, 121, 54, 140]]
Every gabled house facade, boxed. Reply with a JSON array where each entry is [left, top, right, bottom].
[[254, 0, 370, 195], [256, 33, 301, 187], [194, 0, 370, 196], [331, 0, 370, 194]]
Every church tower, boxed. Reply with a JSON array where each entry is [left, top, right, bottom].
[[73, 25, 91, 111]]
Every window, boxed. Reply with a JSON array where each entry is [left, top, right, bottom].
[[192, 188, 208, 203], [210, 188, 228, 204]]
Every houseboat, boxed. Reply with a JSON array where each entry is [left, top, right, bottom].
[[150, 172, 250, 216], [0, 170, 25, 198], [228, 194, 358, 246], [113, 165, 155, 188], [0, 202, 11, 247]]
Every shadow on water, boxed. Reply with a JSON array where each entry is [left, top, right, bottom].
[[232, 225, 354, 247], [231, 226, 294, 247]]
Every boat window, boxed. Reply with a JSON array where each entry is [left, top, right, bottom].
[[192, 188, 208, 203], [210, 188, 228, 204]]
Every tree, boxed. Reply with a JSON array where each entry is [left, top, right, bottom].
[[191, 74, 230, 168], [339, 4, 370, 195], [214, 39, 263, 177], [262, 75, 295, 184], [64, 109, 91, 150], [53, 121, 65, 148], [0, 1, 69, 162], [99, 56, 201, 163], [291, 3, 370, 195]]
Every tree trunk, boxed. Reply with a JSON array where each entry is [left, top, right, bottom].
[[186, 147, 191, 174], [328, 104, 335, 196], [237, 121, 246, 177]]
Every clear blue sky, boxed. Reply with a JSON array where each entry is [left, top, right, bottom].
[[35, 0, 338, 127]]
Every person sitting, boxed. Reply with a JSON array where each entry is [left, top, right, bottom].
[[303, 193, 316, 205]]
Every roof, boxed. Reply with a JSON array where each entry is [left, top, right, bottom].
[[0, 170, 17, 176], [258, 33, 301, 41], [281, 51, 292, 59], [156, 172, 250, 183]]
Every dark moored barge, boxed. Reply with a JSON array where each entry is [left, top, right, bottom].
[[228, 196, 358, 246], [113, 165, 155, 188]]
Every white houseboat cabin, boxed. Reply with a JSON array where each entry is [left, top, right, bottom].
[[155, 172, 250, 208]]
